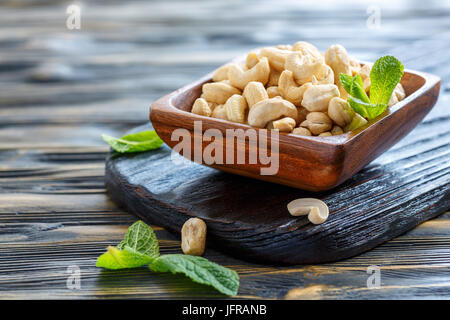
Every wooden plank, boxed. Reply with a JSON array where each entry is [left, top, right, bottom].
[[0, 0, 449, 299], [105, 111, 450, 264]]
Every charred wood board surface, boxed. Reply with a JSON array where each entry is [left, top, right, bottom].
[[105, 116, 450, 265], [0, 0, 450, 299]]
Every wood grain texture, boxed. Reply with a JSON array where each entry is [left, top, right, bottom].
[[0, 0, 449, 299], [105, 115, 450, 264]]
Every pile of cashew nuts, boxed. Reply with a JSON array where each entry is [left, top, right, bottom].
[[191, 42, 406, 136]]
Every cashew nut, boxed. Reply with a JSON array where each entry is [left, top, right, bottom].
[[291, 41, 324, 62], [194, 43, 388, 140], [276, 44, 293, 51], [243, 81, 268, 109], [359, 64, 372, 93], [287, 198, 329, 225], [181, 217, 207, 256], [267, 69, 281, 87], [285, 52, 324, 85], [266, 86, 281, 98], [314, 64, 334, 84], [296, 106, 309, 124], [388, 83, 405, 107], [328, 97, 355, 127], [260, 47, 292, 71], [225, 94, 248, 123], [191, 98, 212, 117], [207, 101, 217, 110], [292, 41, 322, 55], [302, 112, 332, 135], [248, 97, 298, 128], [349, 57, 361, 76], [211, 104, 228, 120], [331, 125, 344, 135], [246, 52, 259, 69], [278, 70, 313, 106], [292, 127, 312, 136], [212, 63, 231, 82], [324, 44, 352, 97], [228, 57, 270, 89], [202, 81, 241, 104], [267, 117, 296, 132], [308, 206, 329, 225], [301, 84, 340, 112], [394, 82, 406, 100]]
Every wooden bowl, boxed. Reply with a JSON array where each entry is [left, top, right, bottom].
[[150, 66, 440, 191]]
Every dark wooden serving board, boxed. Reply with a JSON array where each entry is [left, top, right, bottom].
[[105, 115, 450, 265]]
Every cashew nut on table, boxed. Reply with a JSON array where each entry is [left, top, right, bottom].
[[190, 42, 405, 136]]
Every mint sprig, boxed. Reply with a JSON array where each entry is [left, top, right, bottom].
[[340, 73, 370, 104], [340, 55, 404, 121], [370, 55, 404, 105], [96, 246, 154, 270], [102, 130, 164, 153], [117, 220, 159, 258], [149, 254, 240, 296], [96, 221, 240, 296], [96, 221, 158, 269]]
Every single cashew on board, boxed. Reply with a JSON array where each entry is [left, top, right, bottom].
[[181, 217, 207, 256], [287, 198, 329, 225]]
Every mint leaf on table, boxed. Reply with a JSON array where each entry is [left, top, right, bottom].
[[102, 130, 163, 153], [96, 246, 154, 270], [117, 220, 159, 258], [369, 55, 404, 105], [96, 220, 159, 269], [95, 220, 240, 296], [149, 254, 240, 296]]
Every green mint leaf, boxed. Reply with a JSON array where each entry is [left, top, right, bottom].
[[96, 221, 159, 269], [369, 55, 404, 105], [352, 74, 370, 103], [117, 221, 159, 258], [348, 94, 388, 121], [96, 246, 154, 270], [149, 254, 240, 296], [102, 130, 164, 153], [344, 113, 368, 132], [95, 221, 240, 296], [366, 103, 388, 119], [348, 96, 369, 118], [339, 73, 370, 103], [339, 73, 353, 94]]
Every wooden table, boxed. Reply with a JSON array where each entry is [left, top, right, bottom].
[[0, 0, 449, 299]]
